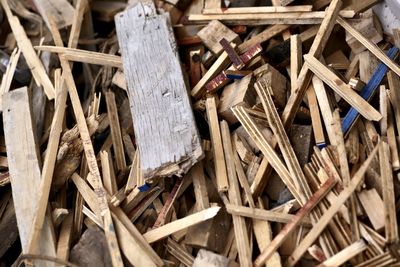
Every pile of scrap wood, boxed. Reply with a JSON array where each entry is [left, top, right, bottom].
[[1, 0, 400, 266]]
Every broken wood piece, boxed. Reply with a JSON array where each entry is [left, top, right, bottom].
[[306, 84, 325, 148], [344, 9, 383, 54], [217, 74, 255, 124], [337, 17, 400, 77], [304, 54, 382, 121], [316, 239, 368, 267], [32, 0, 75, 29], [197, 20, 240, 55], [206, 95, 229, 192], [116, 5, 203, 179], [143, 206, 220, 243], [357, 189, 385, 232], [290, 34, 302, 94], [219, 38, 244, 69], [3, 87, 56, 260]]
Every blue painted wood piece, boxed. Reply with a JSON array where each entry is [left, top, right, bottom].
[[342, 46, 399, 135]]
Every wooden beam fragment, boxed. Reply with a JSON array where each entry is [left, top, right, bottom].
[[115, 4, 203, 179], [203, 5, 313, 14], [32, 0, 75, 29]]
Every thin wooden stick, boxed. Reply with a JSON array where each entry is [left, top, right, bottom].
[[285, 143, 380, 267], [221, 120, 252, 267], [254, 176, 336, 267]]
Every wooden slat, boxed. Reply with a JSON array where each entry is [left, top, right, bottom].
[[304, 54, 381, 121], [221, 120, 251, 267], [105, 90, 126, 171], [290, 34, 302, 94], [206, 96, 229, 191], [380, 141, 398, 244], [188, 10, 354, 25], [35, 45, 123, 68], [203, 5, 313, 14], [32, 0, 75, 29], [3, 87, 56, 260]]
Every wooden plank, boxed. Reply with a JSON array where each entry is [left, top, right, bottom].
[[316, 239, 368, 267], [304, 54, 382, 121], [100, 150, 118, 195], [337, 17, 400, 77], [380, 141, 398, 244], [1, 0, 55, 99], [281, 0, 342, 130], [143, 206, 220, 243], [206, 96, 229, 191], [285, 143, 380, 267], [3, 87, 56, 261], [115, 4, 203, 179], [357, 189, 385, 232], [105, 90, 126, 171], [387, 71, 400, 136], [32, 0, 75, 29], [35, 45, 123, 68], [220, 120, 251, 267], [187, 10, 354, 25], [254, 176, 336, 266]]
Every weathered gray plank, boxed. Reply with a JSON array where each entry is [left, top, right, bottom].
[[115, 4, 203, 179], [3, 87, 56, 264]]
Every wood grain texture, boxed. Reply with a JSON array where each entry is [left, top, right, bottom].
[[32, 0, 75, 29], [3, 87, 56, 262], [115, 5, 203, 179]]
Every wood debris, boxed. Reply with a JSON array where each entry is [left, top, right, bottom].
[[0, 0, 400, 266]]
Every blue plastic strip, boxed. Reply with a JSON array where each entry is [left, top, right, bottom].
[[342, 46, 399, 135], [138, 182, 151, 192]]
